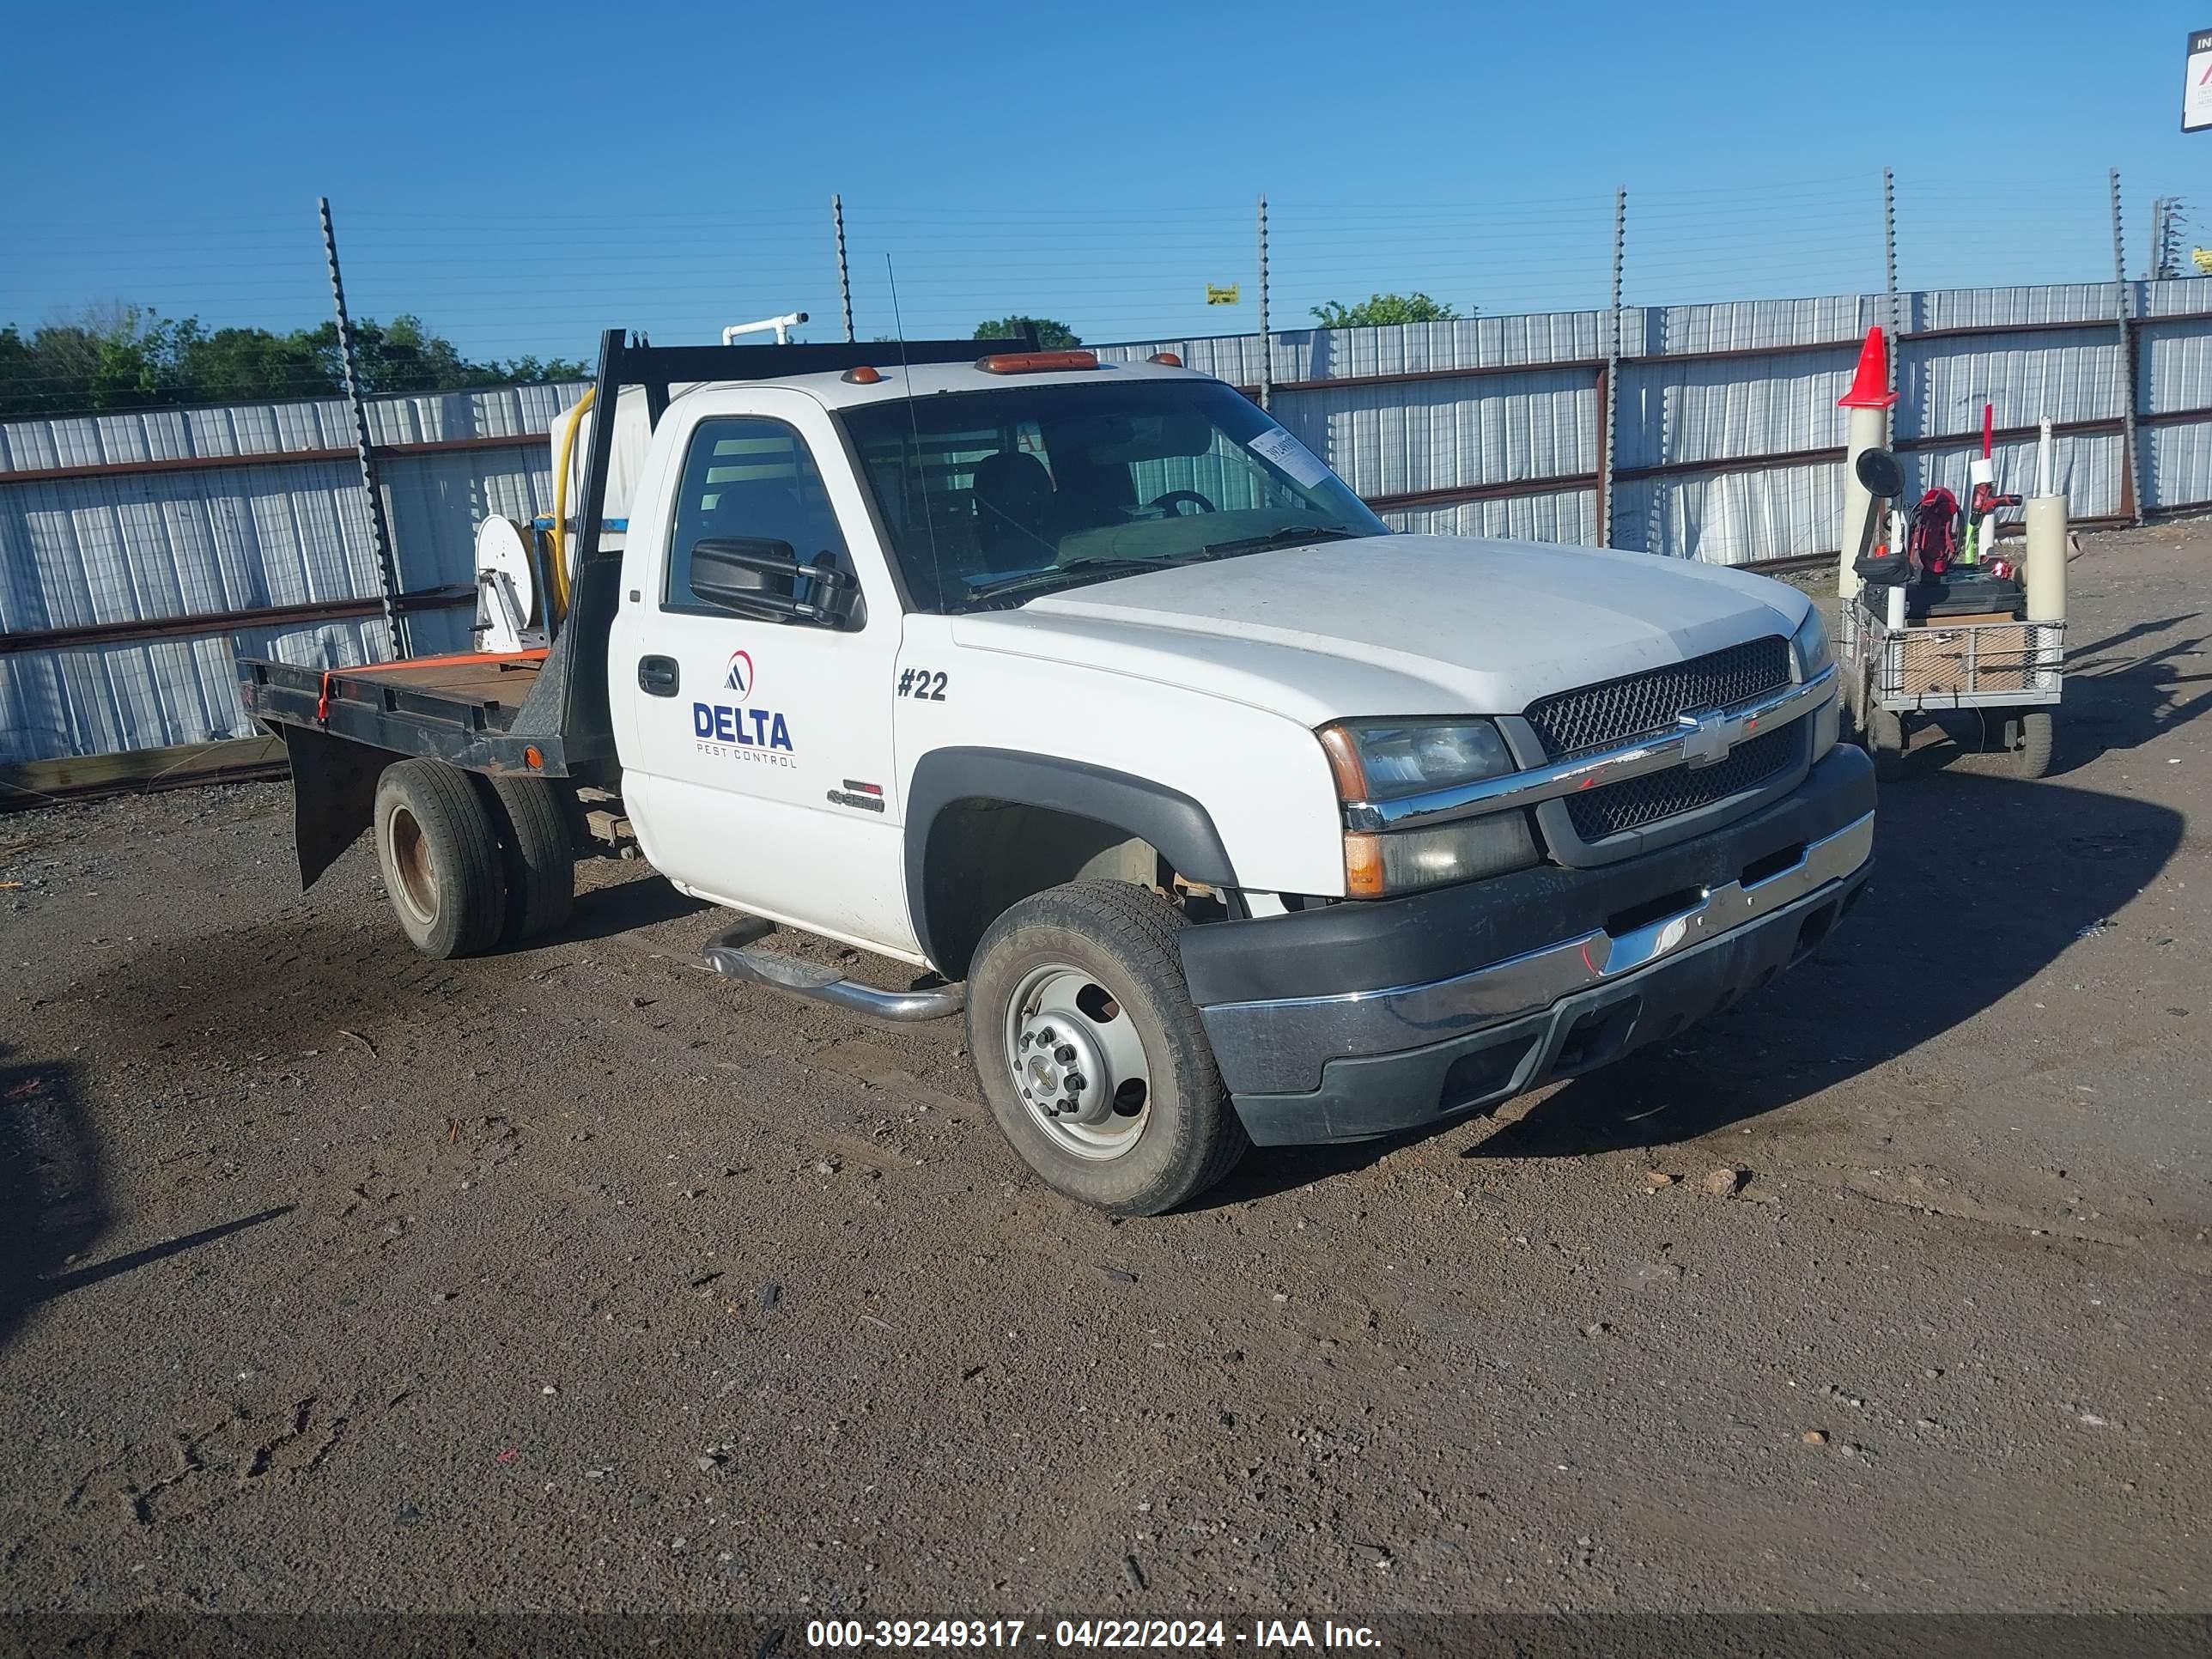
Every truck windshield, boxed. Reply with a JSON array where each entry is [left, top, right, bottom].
[[839, 379, 1388, 612]]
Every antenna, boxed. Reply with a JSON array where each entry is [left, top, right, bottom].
[[885, 255, 948, 609]]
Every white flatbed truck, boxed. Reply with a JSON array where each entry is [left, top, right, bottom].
[[240, 330, 1874, 1213]]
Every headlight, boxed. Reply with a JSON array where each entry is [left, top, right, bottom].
[[1791, 607, 1832, 680], [1316, 718, 1537, 896], [1316, 719, 1516, 801]]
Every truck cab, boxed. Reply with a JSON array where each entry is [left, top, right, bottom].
[[241, 332, 1873, 1215]]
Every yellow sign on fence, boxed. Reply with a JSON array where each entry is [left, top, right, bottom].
[[2194, 247, 2212, 275], [1205, 283, 1241, 306]]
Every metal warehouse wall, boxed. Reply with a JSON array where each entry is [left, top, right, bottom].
[[1099, 278, 2212, 564], [6, 276, 2212, 767], [1, 382, 584, 765]]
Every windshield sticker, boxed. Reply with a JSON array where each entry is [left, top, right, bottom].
[[1249, 427, 1329, 489]]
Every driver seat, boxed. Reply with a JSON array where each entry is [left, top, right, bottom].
[[970, 451, 1058, 568]]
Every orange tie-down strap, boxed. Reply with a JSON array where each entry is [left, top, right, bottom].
[[317, 648, 550, 722]]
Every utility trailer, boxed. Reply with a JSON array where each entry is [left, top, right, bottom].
[[1836, 599, 2064, 781]]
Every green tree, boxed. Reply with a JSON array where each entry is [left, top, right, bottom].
[[974, 315, 1082, 349], [0, 304, 588, 418], [1310, 292, 1467, 328]]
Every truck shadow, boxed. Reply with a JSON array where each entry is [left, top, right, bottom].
[[1468, 768, 2183, 1160], [562, 867, 712, 944], [1206, 768, 2182, 1199], [0, 1042, 108, 1350]]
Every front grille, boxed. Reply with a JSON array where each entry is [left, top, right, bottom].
[[1526, 636, 1792, 758], [1565, 722, 1796, 842]]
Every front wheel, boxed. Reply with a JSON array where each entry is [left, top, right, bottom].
[[966, 880, 1249, 1215]]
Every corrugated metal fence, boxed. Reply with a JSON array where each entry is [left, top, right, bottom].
[[1, 382, 585, 766], [6, 278, 2211, 767]]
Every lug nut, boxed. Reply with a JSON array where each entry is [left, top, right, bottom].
[[1038, 1026, 1058, 1044], [1019, 1031, 1032, 1048], [1065, 1074, 1086, 1095], [1054, 1043, 1077, 1065]]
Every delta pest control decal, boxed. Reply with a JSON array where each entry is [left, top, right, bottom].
[[692, 649, 796, 769]]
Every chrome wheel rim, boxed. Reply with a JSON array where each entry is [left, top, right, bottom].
[[386, 806, 438, 926], [1003, 963, 1152, 1161]]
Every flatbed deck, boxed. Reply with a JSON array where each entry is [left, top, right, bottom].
[[239, 648, 562, 775]]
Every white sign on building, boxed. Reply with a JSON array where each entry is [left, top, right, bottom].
[[2186, 27, 2212, 131]]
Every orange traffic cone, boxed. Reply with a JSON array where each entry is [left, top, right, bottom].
[[1838, 325, 1898, 410]]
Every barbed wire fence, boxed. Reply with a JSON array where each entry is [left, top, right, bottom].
[[0, 167, 2203, 573]]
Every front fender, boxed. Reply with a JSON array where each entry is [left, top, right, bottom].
[[902, 748, 1238, 972]]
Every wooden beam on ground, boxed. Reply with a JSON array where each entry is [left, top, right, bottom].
[[0, 734, 289, 813]]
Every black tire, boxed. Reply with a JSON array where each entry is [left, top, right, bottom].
[[966, 879, 1249, 1216], [487, 775, 576, 944], [374, 759, 507, 959], [2007, 709, 2055, 780], [1869, 706, 1905, 781]]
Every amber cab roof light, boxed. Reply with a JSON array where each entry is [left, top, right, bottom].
[[840, 364, 884, 385], [975, 349, 1100, 374], [1148, 351, 1183, 367]]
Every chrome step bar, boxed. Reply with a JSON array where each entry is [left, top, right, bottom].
[[701, 917, 965, 1022]]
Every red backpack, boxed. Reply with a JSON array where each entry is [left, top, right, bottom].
[[1908, 487, 1961, 576]]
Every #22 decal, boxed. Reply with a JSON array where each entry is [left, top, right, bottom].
[[896, 666, 948, 702]]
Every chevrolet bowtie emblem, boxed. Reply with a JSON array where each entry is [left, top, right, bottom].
[[1677, 709, 1734, 769]]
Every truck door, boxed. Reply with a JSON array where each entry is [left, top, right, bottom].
[[610, 398, 912, 952]]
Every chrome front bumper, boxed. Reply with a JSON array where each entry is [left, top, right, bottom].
[[1200, 811, 1873, 1137]]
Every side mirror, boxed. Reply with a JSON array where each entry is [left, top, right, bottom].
[[690, 537, 797, 611], [1855, 447, 1904, 501], [689, 537, 857, 627]]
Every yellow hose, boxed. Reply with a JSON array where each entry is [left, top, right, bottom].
[[548, 387, 594, 623]]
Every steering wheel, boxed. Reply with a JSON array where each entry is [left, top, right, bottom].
[[1150, 489, 1217, 517]]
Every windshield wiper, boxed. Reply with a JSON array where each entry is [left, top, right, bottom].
[[964, 556, 1176, 604], [1200, 525, 1359, 558]]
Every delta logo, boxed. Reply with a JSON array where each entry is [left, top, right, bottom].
[[692, 649, 795, 763]]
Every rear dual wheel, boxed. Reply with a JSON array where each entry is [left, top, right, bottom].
[[374, 761, 574, 959]]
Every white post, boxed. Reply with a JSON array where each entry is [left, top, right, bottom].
[[1837, 325, 1895, 605]]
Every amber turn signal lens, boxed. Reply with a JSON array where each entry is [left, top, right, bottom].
[[1316, 724, 1368, 800], [975, 349, 1100, 374], [1342, 833, 1388, 899], [523, 745, 544, 769]]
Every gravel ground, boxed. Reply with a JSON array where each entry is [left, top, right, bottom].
[[1, 524, 2207, 1628]]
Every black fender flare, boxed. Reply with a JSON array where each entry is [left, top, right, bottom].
[[903, 748, 1238, 973]]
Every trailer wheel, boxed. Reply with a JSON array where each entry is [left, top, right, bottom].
[[487, 775, 575, 944], [1868, 706, 1905, 782], [2003, 709, 2055, 780], [966, 879, 1249, 1216], [374, 760, 507, 959]]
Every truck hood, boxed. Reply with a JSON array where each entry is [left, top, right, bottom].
[[948, 534, 1809, 725]]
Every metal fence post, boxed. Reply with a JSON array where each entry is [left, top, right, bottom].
[[2111, 167, 2144, 522], [1883, 167, 1900, 406], [1256, 194, 1272, 413], [832, 194, 854, 343], [1602, 186, 1625, 547], [317, 196, 409, 660]]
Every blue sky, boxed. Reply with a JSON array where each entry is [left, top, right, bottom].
[[1, 0, 2203, 361]]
